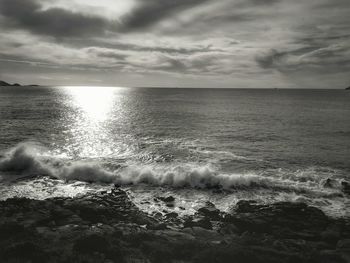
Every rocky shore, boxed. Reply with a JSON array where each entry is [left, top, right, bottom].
[[0, 188, 349, 263]]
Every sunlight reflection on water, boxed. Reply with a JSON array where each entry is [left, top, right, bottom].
[[61, 86, 129, 159], [66, 86, 117, 122]]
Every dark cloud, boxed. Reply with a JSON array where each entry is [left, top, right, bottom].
[[121, 0, 210, 30], [256, 44, 350, 73], [255, 49, 281, 68], [0, 0, 110, 37]]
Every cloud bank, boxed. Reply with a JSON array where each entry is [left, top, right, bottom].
[[0, 0, 349, 88]]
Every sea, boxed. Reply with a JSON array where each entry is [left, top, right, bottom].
[[0, 86, 349, 217]]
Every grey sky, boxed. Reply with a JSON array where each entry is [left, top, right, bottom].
[[0, 0, 349, 88]]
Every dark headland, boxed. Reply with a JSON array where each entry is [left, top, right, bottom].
[[346, 86, 350, 90], [0, 80, 39, 87], [0, 187, 349, 263]]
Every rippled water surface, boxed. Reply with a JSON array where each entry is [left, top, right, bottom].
[[0, 86, 349, 217]]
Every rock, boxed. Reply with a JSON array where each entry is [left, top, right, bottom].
[[337, 239, 350, 249], [1, 188, 349, 263], [73, 234, 110, 254], [234, 200, 258, 213], [73, 234, 125, 261], [0, 222, 26, 240], [341, 181, 350, 195], [228, 201, 331, 239], [198, 202, 221, 221], [66, 214, 83, 225], [191, 226, 222, 241], [219, 224, 239, 235], [321, 224, 342, 244], [323, 178, 336, 188], [153, 212, 163, 219], [158, 196, 175, 203], [314, 249, 346, 263], [158, 196, 175, 208], [156, 229, 196, 242], [2, 242, 47, 263], [166, 212, 178, 219], [147, 223, 167, 230], [183, 217, 212, 230], [337, 239, 350, 261]]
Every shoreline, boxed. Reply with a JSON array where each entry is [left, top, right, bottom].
[[1, 187, 349, 263]]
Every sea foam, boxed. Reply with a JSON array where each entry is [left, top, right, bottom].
[[0, 144, 273, 188], [0, 143, 345, 195]]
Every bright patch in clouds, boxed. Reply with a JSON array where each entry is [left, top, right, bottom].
[[40, 0, 136, 20]]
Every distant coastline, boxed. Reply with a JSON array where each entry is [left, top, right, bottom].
[[0, 80, 39, 87]]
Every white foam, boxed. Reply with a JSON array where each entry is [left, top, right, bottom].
[[0, 143, 52, 178], [115, 164, 268, 189], [0, 143, 346, 196]]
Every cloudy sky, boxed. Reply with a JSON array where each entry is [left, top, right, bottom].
[[0, 0, 349, 88]]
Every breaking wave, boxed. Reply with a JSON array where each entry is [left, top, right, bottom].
[[0, 143, 346, 195]]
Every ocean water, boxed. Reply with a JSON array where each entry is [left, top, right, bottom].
[[0, 86, 349, 217]]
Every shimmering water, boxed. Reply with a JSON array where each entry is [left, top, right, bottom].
[[0, 86, 349, 217]]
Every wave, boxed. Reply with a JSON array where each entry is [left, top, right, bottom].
[[116, 165, 270, 189], [0, 143, 52, 178], [0, 145, 265, 188], [0, 143, 115, 183], [0, 143, 346, 195]]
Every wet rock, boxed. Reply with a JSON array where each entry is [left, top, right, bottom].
[[153, 212, 163, 219], [341, 181, 350, 195], [166, 212, 178, 219], [184, 217, 212, 230], [212, 188, 223, 194], [234, 200, 258, 213], [158, 196, 175, 208], [198, 201, 221, 221], [1, 188, 349, 263], [323, 178, 336, 188], [226, 201, 333, 242], [158, 196, 175, 203]]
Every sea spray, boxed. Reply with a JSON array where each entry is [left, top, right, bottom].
[[0, 143, 346, 197]]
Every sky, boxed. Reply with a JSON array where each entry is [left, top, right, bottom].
[[0, 0, 349, 88]]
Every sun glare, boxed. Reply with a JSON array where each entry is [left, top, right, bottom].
[[61, 86, 129, 158], [65, 86, 116, 122]]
